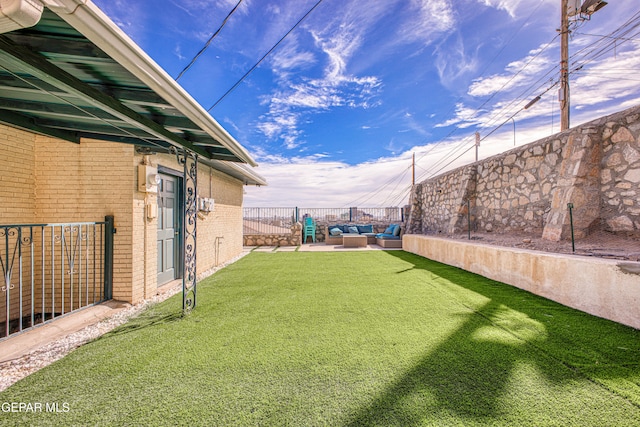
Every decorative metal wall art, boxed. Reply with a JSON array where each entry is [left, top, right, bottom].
[[175, 148, 198, 313]]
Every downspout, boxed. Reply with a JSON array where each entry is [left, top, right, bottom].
[[0, 0, 44, 34]]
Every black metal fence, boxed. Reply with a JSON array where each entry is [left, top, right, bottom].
[[1, 217, 114, 340], [243, 207, 405, 235]]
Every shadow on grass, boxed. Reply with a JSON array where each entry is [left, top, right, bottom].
[[101, 309, 183, 338], [344, 250, 640, 425]]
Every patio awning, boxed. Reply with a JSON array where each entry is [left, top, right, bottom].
[[0, 0, 266, 186]]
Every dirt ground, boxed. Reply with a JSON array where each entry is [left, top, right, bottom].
[[441, 230, 640, 262]]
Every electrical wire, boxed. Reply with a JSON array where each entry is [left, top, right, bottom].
[[386, 0, 549, 171], [570, 10, 640, 69], [207, 0, 325, 111], [343, 164, 412, 207], [336, 1, 556, 204], [415, 8, 640, 184], [378, 166, 412, 206], [175, 0, 245, 81], [412, 32, 561, 175]]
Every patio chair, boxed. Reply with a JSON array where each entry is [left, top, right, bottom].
[[303, 217, 316, 243]]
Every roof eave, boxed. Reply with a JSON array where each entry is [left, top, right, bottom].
[[203, 159, 268, 187]]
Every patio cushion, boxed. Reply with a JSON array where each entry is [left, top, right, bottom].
[[329, 227, 343, 236], [357, 225, 373, 233], [383, 225, 395, 234], [392, 225, 401, 236], [348, 226, 359, 234], [376, 234, 400, 240]]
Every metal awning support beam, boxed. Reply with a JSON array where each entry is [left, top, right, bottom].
[[0, 107, 80, 142], [0, 35, 211, 158]]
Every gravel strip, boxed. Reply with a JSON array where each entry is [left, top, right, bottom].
[[0, 252, 247, 392]]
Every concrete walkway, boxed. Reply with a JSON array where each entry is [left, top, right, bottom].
[[0, 301, 131, 364]]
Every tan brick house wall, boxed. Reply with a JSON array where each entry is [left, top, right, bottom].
[[151, 153, 244, 278], [0, 125, 37, 224], [1, 123, 247, 309]]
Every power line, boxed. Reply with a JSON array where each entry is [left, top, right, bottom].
[[175, 0, 244, 81], [207, 0, 325, 111], [379, 166, 412, 206], [343, 164, 412, 207], [574, 31, 640, 42], [408, 6, 640, 192], [411, 31, 561, 173], [390, 0, 549, 171]]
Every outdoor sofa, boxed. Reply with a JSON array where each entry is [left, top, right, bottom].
[[325, 224, 377, 245], [325, 224, 402, 248], [375, 224, 402, 248]]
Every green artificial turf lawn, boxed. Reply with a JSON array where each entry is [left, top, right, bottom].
[[1, 251, 640, 426]]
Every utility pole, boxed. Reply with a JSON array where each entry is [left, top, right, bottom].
[[559, 0, 607, 131], [560, 0, 570, 131], [475, 131, 480, 162]]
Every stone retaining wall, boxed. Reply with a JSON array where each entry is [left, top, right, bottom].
[[406, 105, 640, 241], [243, 221, 399, 246], [244, 223, 302, 247]]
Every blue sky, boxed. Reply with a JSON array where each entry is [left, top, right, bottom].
[[92, 0, 640, 207]]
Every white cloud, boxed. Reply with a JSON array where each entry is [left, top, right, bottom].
[[269, 36, 317, 74], [437, 37, 640, 132], [433, 32, 481, 88], [252, 0, 457, 152], [244, 155, 414, 207], [396, 0, 456, 45], [435, 103, 484, 128], [254, 3, 384, 151], [467, 46, 553, 97], [571, 41, 640, 108], [475, 0, 556, 18], [477, 0, 523, 18]]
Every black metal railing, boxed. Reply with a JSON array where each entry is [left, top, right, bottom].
[[243, 207, 405, 235], [0, 217, 114, 340]]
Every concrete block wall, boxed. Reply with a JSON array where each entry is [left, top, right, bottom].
[[406, 105, 640, 241]]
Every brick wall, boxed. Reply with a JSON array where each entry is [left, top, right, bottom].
[[1, 124, 250, 314], [34, 137, 136, 302], [152, 153, 245, 277], [0, 125, 36, 224]]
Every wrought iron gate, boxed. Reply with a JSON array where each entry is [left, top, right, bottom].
[[0, 217, 114, 340]]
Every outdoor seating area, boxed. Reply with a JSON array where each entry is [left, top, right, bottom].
[[326, 224, 377, 245], [325, 223, 402, 248]]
